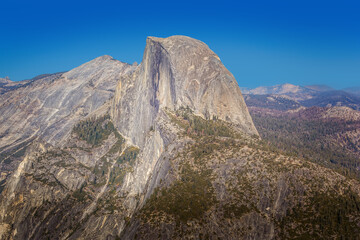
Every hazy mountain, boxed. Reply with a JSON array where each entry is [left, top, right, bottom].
[[241, 83, 303, 95], [0, 36, 359, 239], [304, 84, 334, 92], [343, 86, 360, 96], [244, 83, 360, 110], [301, 90, 360, 110], [242, 83, 316, 101], [244, 94, 301, 111]]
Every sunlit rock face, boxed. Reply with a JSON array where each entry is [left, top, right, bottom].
[[0, 56, 135, 151], [111, 35, 258, 147]]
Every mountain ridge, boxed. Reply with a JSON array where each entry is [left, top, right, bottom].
[[0, 36, 359, 239], [243, 83, 360, 111], [111, 35, 258, 148]]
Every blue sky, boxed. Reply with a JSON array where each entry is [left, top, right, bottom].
[[1, 0, 359, 88]]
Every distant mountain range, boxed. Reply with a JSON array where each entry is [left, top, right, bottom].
[[304, 84, 334, 92], [242, 83, 360, 111], [242, 83, 360, 182], [343, 86, 360, 96], [242, 83, 360, 96]]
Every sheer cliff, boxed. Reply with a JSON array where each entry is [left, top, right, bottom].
[[0, 36, 359, 240], [111, 36, 258, 148]]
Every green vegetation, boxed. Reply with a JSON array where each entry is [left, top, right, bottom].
[[116, 146, 139, 165], [108, 146, 140, 187], [278, 189, 360, 239], [143, 163, 216, 223], [190, 137, 239, 165], [120, 107, 360, 239], [36, 149, 74, 164], [70, 114, 129, 187], [140, 107, 254, 224], [72, 114, 116, 146], [0, 179, 7, 194], [92, 137, 126, 187], [72, 189, 89, 203], [31, 174, 58, 187], [168, 106, 237, 138], [223, 204, 251, 219]]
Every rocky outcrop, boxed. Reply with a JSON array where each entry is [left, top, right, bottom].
[[243, 83, 360, 110], [0, 56, 135, 152], [108, 36, 259, 235], [112, 36, 258, 148]]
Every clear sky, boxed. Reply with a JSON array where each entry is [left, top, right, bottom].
[[1, 0, 359, 88]]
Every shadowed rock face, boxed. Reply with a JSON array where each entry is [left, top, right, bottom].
[[112, 36, 258, 147]]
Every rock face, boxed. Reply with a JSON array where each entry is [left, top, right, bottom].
[[112, 36, 258, 147], [0, 56, 135, 151], [0, 36, 359, 240]]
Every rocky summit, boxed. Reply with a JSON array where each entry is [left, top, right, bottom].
[[0, 36, 359, 240]]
